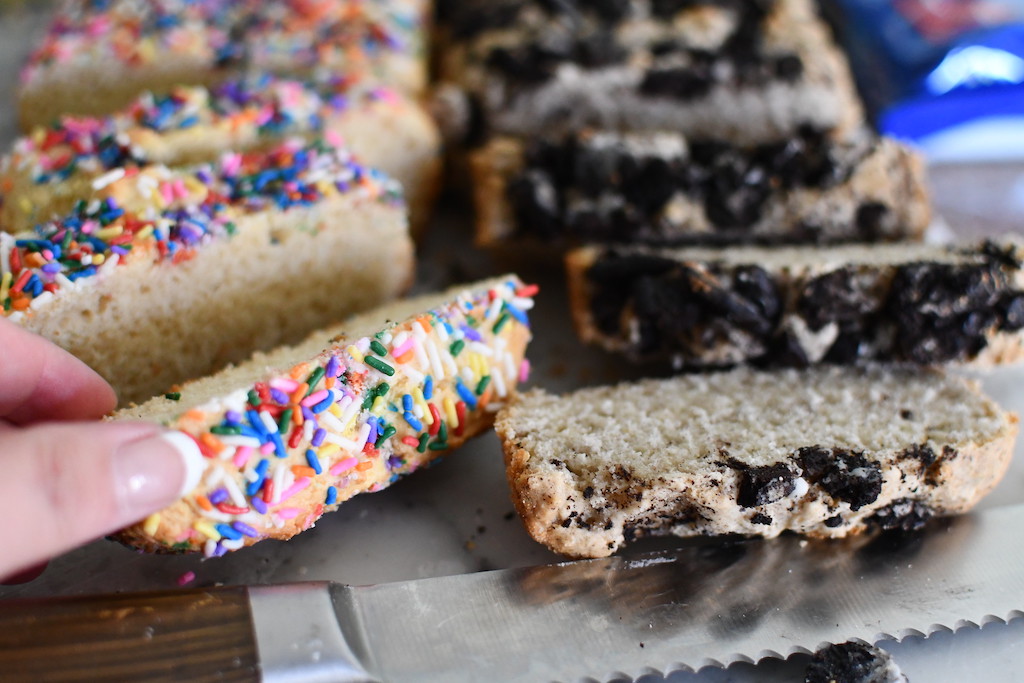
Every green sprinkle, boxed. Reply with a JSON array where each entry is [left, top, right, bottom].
[[417, 433, 429, 453], [492, 313, 511, 334], [210, 425, 241, 435], [375, 382, 391, 397], [438, 421, 448, 442], [305, 366, 325, 394], [164, 392, 182, 401], [362, 395, 374, 410], [278, 408, 293, 433], [247, 389, 261, 407], [171, 541, 192, 551], [225, 222, 237, 236], [365, 356, 395, 376], [449, 339, 465, 357], [369, 339, 388, 357], [375, 425, 397, 448], [476, 375, 492, 396], [428, 441, 449, 451]]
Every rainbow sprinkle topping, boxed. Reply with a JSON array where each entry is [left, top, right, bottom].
[[21, 0, 422, 86], [132, 277, 538, 556], [1, 139, 403, 320]]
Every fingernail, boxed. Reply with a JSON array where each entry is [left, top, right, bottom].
[[113, 431, 206, 519]]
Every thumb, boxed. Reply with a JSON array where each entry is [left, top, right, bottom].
[[0, 421, 205, 580]]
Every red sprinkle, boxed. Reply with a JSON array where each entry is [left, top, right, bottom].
[[263, 479, 275, 504], [401, 436, 419, 447], [428, 403, 441, 436], [10, 270, 31, 294], [516, 283, 540, 298], [288, 425, 303, 449], [216, 503, 250, 515], [455, 401, 467, 437]]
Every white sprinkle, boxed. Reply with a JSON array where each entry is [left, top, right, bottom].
[[199, 507, 233, 522], [204, 540, 218, 558], [260, 410, 279, 434], [218, 446, 236, 462], [272, 463, 288, 504], [425, 337, 445, 381], [468, 341, 494, 357], [217, 435, 262, 449], [339, 396, 360, 429], [354, 423, 371, 451], [99, 253, 120, 276], [492, 368, 508, 398], [302, 419, 315, 443], [29, 291, 55, 310], [324, 432, 359, 450], [223, 474, 248, 509], [485, 297, 503, 322], [221, 538, 245, 551], [91, 167, 126, 191], [511, 297, 534, 311], [411, 337, 429, 369], [318, 410, 346, 433], [204, 466, 226, 488]]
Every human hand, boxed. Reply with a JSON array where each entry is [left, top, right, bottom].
[[0, 320, 203, 581]]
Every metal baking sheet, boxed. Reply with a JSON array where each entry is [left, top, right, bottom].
[[3, 4, 1024, 681]]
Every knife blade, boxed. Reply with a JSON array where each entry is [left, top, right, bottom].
[[3, 503, 1024, 683]]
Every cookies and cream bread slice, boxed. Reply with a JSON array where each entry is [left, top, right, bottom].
[[437, 0, 864, 146], [18, 0, 428, 129], [471, 128, 929, 247], [1, 140, 413, 406], [497, 366, 1018, 558], [114, 276, 537, 555], [566, 239, 1024, 368], [3, 75, 441, 234]]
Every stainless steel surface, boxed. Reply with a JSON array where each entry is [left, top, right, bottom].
[[250, 583, 373, 683]]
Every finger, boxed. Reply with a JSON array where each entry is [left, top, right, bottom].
[[0, 319, 117, 424], [0, 421, 205, 581]]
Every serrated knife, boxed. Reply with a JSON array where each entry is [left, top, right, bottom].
[[2, 504, 1024, 683]]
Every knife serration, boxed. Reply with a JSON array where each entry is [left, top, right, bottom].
[[308, 505, 1024, 682]]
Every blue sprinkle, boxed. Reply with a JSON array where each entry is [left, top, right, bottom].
[[311, 428, 327, 447], [238, 425, 262, 439], [456, 379, 478, 409], [504, 303, 528, 325], [232, 522, 259, 538], [402, 394, 414, 412], [215, 524, 243, 541], [213, 542, 229, 557], [246, 410, 267, 436], [462, 325, 482, 342], [305, 449, 323, 475], [271, 432, 287, 458], [270, 388, 290, 405], [251, 497, 268, 514], [312, 395, 333, 413], [208, 488, 229, 505], [403, 412, 423, 432], [326, 355, 340, 378], [325, 487, 338, 505], [423, 376, 433, 400]]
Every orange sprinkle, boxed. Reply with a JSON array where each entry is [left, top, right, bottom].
[[183, 409, 205, 422], [24, 253, 46, 268], [10, 297, 30, 311], [195, 495, 213, 511], [355, 461, 374, 472], [394, 349, 414, 365], [291, 466, 316, 477], [479, 386, 493, 411], [325, 376, 336, 390], [292, 409, 304, 426], [289, 364, 308, 380], [290, 383, 309, 404], [199, 432, 225, 454]]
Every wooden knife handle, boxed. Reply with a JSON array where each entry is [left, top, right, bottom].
[[0, 586, 259, 682]]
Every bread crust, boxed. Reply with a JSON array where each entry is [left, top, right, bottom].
[[498, 380, 1019, 559]]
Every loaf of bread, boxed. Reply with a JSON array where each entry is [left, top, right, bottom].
[[3, 75, 441, 234], [471, 128, 929, 247], [114, 275, 537, 555], [566, 239, 1024, 368], [437, 0, 864, 146], [1, 140, 413, 406], [18, 0, 429, 129], [497, 366, 1018, 558]]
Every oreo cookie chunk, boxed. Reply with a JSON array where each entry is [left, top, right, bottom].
[[806, 642, 908, 683], [438, 0, 864, 146], [471, 129, 929, 247], [567, 239, 1024, 368]]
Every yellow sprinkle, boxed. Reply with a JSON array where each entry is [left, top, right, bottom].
[[193, 520, 221, 541], [0, 272, 11, 302], [413, 388, 433, 425], [135, 225, 154, 241], [143, 514, 161, 536], [317, 443, 340, 460], [328, 403, 344, 418], [347, 345, 364, 364], [317, 179, 335, 196], [371, 395, 386, 415], [19, 197, 32, 214], [444, 396, 457, 427], [92, 253, 105, 265], [95, 225, 124, 241]]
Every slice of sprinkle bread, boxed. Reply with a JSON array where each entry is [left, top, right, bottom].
[[1, 140, 413, 406], [436, 0, 864, 145], [18, 0, 429, 129], [114, 276, 537, 555], [2, 75, 441, 234], [566, 239, 1024, 368], [496, 366, 1017, 558], [471, 129, 930, 247]]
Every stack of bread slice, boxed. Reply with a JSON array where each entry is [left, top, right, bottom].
[[466, 0, 1024, 556]]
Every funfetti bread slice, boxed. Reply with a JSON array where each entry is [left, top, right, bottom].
[[470, 129, 930, 248], [3, 75, 441, 234], [437, 0, 864, 145], [497, 366, 1017, 558], [1, 140, 413, 406], [114, 275, 537, 556], [566, 239, 1024, 368], [18, 0, 429, 130]]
